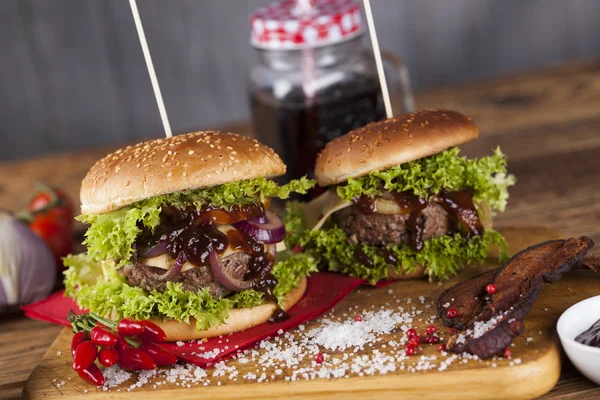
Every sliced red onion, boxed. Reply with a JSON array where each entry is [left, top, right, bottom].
[[138, 242, 168, 258], [209, 251, 255, 292], [232, 211, 286, 244], [156, 251, 186, 280], [253, 214, 268, 224]]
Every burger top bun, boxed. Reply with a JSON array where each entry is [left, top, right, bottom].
[[80, 132, 286, 215], [315, 109, 479, 186]]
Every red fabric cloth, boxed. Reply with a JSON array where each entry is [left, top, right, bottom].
[[21, 272, 363, 367]]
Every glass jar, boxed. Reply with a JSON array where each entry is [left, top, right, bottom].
[[248, 0, 414, 184]]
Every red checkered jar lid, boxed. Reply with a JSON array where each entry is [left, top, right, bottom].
[[250, 0, 363, 50]]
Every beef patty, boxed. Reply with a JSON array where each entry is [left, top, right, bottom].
[[332, 203, 450, 247], [119, 252, 251, 298]]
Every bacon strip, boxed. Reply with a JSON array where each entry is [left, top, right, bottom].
[[437, 236, 594, 359]]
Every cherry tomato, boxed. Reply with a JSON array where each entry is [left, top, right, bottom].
[[28, 187, 74, 229], [29, 215, 74, 269]]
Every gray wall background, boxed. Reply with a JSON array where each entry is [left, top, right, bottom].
[[2, 0, 600, 162]]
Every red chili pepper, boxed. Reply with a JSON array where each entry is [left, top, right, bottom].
[[140, 342, 177, 366], [90, 326, 118, 347], [138, 320, 167, 343], [117, 318, 145, 337], [71, 332, 88, 357], [114, 335, 129, 353], [77, 363, 104, 386], [118, 348, 156, 371], [72, 341, 97, 371], [98, 347, 120, 367]]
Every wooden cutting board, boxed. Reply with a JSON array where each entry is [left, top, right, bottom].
[[23, 227, 599, 400]]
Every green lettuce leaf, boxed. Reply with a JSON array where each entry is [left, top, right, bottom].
[[337, 147, 515, 212], [283, 202, 508, 283], [78, 177, 315, 265], [272, 252, 317, 307], [63, 251, 315, 330]]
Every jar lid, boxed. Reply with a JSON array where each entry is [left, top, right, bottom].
[[250, 0, 362, 50]]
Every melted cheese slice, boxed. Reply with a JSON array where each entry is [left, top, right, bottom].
[[301, 189, 351, 231], [141, 224, 286, 271]]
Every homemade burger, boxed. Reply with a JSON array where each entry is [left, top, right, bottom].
[[64, 132, 315, 341], [285, 109, 515, 283]]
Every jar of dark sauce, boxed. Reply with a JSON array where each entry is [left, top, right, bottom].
[[248, 0, 413, 190]]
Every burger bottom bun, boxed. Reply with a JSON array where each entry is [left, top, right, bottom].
[[387, 264, 427, 281], [152, 277, 308, 342]]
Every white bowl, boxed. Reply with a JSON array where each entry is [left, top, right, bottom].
[[557, 295, 600, 385]]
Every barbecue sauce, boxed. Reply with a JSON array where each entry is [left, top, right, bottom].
[[135, 202, 278, 299], [435, 191, 483, 239], [354, 247, 374, 268], [352, 190, 483, 268], [269, 308, 289, 323], [379, 248, 398, 265], [353, 195, 376, 215], [575, 319, 600, 348], [392, 192, 428, 252]]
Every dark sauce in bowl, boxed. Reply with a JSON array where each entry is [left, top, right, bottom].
[[575, 319, 600, 348]]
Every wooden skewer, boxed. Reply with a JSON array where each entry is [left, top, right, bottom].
[[129, 0, 173, 138], [297, 0, 316, 103], [363, 0, 393, 118]]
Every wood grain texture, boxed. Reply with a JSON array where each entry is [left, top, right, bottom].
[[0, 61, 599, 398], [22, 227, 597, 400], [0, 318, 61, 400], [2, 1, 600, 161]]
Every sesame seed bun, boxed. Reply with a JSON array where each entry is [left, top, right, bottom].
[[149, 276, 307, 341], [80, 132, 286, 215], [314, 109, 479, 186]]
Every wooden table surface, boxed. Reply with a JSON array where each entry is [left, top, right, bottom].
[[1, 59, 599, 399]]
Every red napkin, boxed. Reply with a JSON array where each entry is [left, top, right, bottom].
[[22, 272, 363, 367]]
